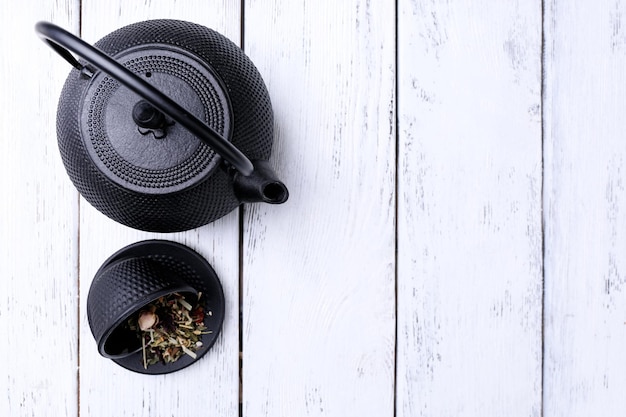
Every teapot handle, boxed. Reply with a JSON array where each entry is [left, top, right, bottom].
[[35, 21, 254, 176]]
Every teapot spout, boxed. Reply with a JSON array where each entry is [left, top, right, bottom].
[[233, 160, 289, 204]]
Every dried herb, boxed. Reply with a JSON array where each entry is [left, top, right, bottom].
[[128, 292, 211, 369]]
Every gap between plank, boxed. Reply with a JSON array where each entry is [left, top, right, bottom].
[[238, 206, 244, 417], [238, 4, 246, 417], [539, 0, 546, 417], [76, 5, 83, 417], [393, 0, 399, 416]]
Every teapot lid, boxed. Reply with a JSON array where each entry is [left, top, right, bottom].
[[80, 45, 232, 194]]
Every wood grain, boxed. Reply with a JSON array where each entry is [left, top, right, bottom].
[[6, 1, 626, 415], [396, 1, 543, 415], [0, 1, 80, 416], [242, 1, 396, 416], [77, 2, 240, 416], [543, 1, 626, 416]]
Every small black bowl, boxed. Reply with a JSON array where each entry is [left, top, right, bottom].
[[86, 240, 225, 374], [87, 257, 199, 358]]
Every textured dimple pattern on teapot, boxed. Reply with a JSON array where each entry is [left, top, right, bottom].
[[91, 19, 273, 159], [56, 20, 276, 232], [145, 254, 207, 295], [83, 51, 227, 192], [86, 257, 196, 352]]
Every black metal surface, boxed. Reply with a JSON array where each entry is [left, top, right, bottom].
[[39, 19, 283, 232], [132, 100, 167, 130], [36, 21, 253, 175], [87, 257, 198, 359], [88, 240, 225, 375], [80, 45, 230, 194], [233, 159, 289, 204]]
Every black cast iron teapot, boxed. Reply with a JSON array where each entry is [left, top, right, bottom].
[[35, 20, 288, 232]]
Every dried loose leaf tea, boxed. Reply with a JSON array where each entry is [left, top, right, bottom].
[[128, 292, 211, 369]]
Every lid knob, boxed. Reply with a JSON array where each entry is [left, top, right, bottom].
[[132, 100, 166, 129]]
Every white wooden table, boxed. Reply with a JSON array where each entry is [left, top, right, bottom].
[[2, 1, 625, 416]]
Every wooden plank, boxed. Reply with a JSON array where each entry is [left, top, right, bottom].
[[543, 1, 626, 415], [0, 1, 80, 416], [242, 1, 396, 416], [77, 2, 241, 416], [396, 1, 543, 415]]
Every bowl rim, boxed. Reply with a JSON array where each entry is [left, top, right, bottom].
[[88, 239, 225, 374]]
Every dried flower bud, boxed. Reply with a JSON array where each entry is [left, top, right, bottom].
[[138, 310, 158, 331], [129, 293, 207, 369]]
